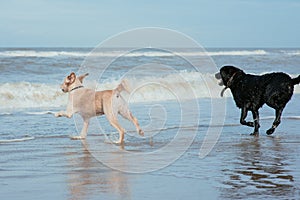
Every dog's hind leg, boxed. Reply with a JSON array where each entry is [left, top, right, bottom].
[[106, 111, 125, 144], [103, 100, 126, 144], [266, 108, 283, 135], [250, 110, 260, 136], [109, 119, 125, 144], [105, 109, 126, 144], [120, 109, 144, 136], [240, 107, 254, 127]]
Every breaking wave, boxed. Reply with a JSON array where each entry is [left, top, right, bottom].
[[0, 82, 67, 109], [0, 50, 88, 58], [0, 72, 217, 109], [0, 49, 269, 58], [1, 71, 299, 110]]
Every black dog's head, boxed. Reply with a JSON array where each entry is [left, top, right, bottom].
[[215, 65, 244, 97], [215, 65, 243, 87]]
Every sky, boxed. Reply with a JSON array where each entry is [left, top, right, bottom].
[[0, 0, 300, 48]]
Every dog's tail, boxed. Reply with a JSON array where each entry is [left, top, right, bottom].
[[292, 75, 300, 85], [115, 79, 131, 93]]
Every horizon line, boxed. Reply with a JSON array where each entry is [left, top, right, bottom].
[[0, 46, 299, 49]]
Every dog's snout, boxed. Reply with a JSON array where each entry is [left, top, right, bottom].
[[215, 72, 221, 79], [215, 72, 224, 86]]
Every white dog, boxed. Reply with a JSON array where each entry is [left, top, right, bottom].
[[55, 72, 144, 144]]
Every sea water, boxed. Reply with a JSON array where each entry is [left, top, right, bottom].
[[0, 48, 300, 199]]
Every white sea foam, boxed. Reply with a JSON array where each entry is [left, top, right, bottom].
[[0, 82, 67, 109], [282, 50, 300, 56], [0, 50, 88, 58], [0, 112, 13, 116], [277, 49, 300, 56], [0, 49, 269, 58], [1, 72, 299, 109], [260, 115, 300, 120], [0, 136, 35, 143], [208, 50, 267, 56], [25, 111, 55, 115]]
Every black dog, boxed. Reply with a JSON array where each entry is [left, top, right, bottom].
[[215, 65, 300, 136]]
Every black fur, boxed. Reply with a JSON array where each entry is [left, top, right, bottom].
[[216, 65, 300, 136]]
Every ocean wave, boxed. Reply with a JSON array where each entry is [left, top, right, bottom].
[[253, 115, 300, 121], [0, 82, 67, 109], [1, 72, 299, 109], [0, 50, 88, 58], [0, 136, 35, 143], [279, 50, 300, 56], [0, 112, 13, 116], [0, 49, 268, 58], [0, 72, 220, 109], [122, 50, 268, 57], [25, 111, 55, 115], [207, 50, 267, 56]]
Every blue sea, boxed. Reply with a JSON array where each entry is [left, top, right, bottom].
[[0, 48, 300, 199]]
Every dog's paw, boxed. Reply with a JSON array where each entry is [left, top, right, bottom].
[[266, 128, 275, 135], [250, 132, 259, 136], [247, 122, 254, 127], [113, 139, 124, 145], [70, 136, 86, 140], [138, 129, 144, 136]]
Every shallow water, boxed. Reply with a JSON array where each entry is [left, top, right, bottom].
[[1, 97, 300, 200]]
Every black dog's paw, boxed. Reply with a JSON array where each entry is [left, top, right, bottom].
[[266, 128, 275, 135], [250, 132, 259, 136], [247, 122, 254, 127]]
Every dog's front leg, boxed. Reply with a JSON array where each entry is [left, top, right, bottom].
[[79, 119, 89, 139], [250, 110, 260, 136], [240, 107, 254, 127], [71, 119, 89, 140], [55, 105, 73, 118]]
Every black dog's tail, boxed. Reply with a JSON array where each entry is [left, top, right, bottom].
[[292, 75, 300, 85]]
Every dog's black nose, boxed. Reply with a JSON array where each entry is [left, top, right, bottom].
[[62, 89, 65, 92], [215, 72, 221, 79]]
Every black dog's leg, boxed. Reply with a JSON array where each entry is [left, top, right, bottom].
[[240, 107, 254, 127], [250, 110, 260, 136], [266, 108, 283, 135]]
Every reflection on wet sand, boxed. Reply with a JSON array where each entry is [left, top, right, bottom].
[[220, 137, 297, 199], [65, 140, 130, 200]]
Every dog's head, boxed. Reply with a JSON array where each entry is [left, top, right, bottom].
[[60, 72, 89, 93], [215, 65, 243, 87], [215, 65, 243, 97]]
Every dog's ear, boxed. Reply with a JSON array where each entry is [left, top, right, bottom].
[[67, 72, 76, 84], [78, 73, 89, 83]]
